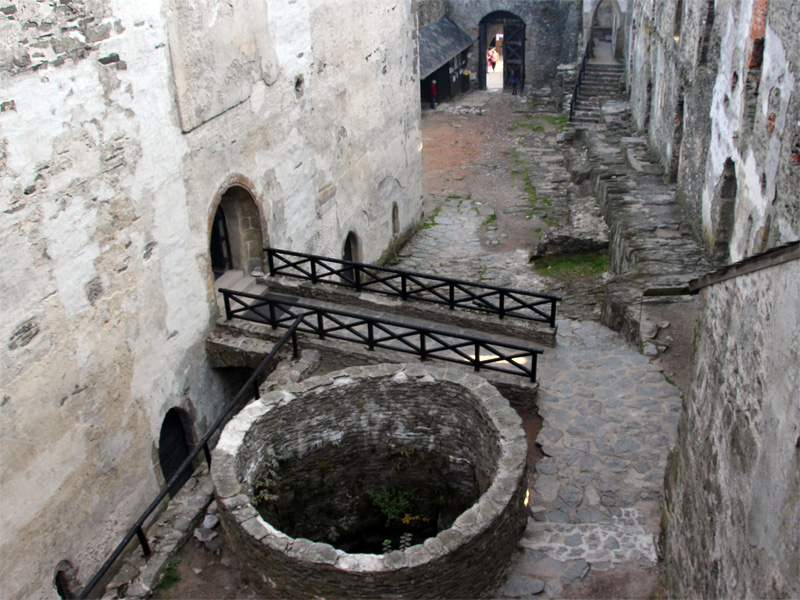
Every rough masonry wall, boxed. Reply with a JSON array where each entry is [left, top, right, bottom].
[[0, 1, 422, 597], [626, 0, 799, 262], [414, 0, 448, 28], [446, 0, 581, 87], [661, 258, 800, 599], [213, 364, 528, 599]]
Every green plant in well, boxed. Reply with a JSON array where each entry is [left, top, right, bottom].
[[532, 250, 610, 278], [369, 486, 419, 526], [152, 558, 180, 598], [252, 449, 294, 506]]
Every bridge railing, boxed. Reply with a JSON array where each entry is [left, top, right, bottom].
[[77, 320, 302, 599], [221, 288, 542, 382], [265, 247, 559, 327]]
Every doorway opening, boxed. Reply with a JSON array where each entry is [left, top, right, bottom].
[[341, 231, 360, 284], [209, 184, 265, 280], [54, 561, 80, 600], [478, 12, 525, 92], [590, 0, 624, 60], [158, 408, 194, 498]]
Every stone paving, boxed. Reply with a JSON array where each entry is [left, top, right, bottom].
[[395, 92, 684, 597]]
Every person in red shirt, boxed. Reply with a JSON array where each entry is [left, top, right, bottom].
[[430, 79, 437, 109]]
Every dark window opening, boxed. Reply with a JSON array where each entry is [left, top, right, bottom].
[[673, 0, 683, 41], [644, 80, 653, 131], [698, 1, 716, 66], [714, 158, 737, 257], [392, 203, 400, 236], [670, 92, 685, 182]]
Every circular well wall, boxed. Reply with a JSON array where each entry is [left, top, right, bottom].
[[211, 363, 528, 599]]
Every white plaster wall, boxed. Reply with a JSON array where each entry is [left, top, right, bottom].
[[0, 0, 422, 597], [703, 11, 797, 261]]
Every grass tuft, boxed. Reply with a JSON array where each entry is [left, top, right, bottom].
[[532, 250, 610, 278], [153, 558, 180, 598]]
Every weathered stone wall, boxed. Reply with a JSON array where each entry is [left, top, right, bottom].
[[0, 1, 422, 597], [212, 363, 529, 599], [625, 0, 799, 262], [414, 0, 448, 28], [661, 257, 800, 599], [446, 0, 582, 87]]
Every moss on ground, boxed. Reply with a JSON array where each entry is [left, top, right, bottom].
[[532, 250, 610, 278]]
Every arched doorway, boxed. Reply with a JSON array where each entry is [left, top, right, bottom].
[[209, 184, 265, 280], [158, 408, 194, 497], [341, 232, 360, 284], [54, 561, 79, 600], [478, 12, 525, 92], [590, 0, 624, 60]]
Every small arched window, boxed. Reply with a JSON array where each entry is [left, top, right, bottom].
[[392, 203, 400, 236]]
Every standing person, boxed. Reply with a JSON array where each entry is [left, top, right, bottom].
[[510, 70, 518, 95], [490, 48, 498, 72], [429, 79, 437, 109]]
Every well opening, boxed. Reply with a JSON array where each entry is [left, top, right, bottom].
[[252, 441, 482, 554], [212, 363, 528, 599]]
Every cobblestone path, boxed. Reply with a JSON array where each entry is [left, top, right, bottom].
[[399, 92, 683, 598]]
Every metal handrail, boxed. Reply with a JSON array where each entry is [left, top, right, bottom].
[[221, 288, 543, 382], [78, 320, 302, 599], [569, 40, 593, 122], [265, 247, 560, 327]]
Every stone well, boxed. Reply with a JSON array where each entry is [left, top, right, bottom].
[[210, 363, 528, 599]]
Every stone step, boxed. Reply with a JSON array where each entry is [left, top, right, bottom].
[[585, 63, 624, 72]]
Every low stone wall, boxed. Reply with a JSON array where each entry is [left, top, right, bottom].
[[661, 258, 800, 599], [211, 363, 528, 599]]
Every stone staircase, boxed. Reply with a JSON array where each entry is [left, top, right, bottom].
[[571, 62, 625, 123]]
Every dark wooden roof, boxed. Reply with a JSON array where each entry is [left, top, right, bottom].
[[419, 16, 474, 79]]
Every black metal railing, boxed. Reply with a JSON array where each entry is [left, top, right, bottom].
[[569, 40, 593, 122], [221, 289, 542, 382], [78, 320, 302, 599], [265, 248, 559, 327]]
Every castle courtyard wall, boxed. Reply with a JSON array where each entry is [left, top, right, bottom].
[[626, 0, 799, 262], [0, 1, 422, 597], [661, 257, 800, 599]]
